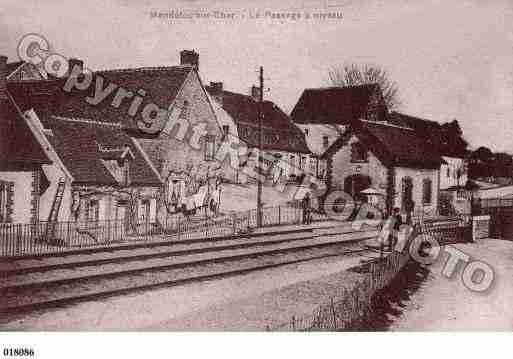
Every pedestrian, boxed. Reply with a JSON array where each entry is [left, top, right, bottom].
[[302, 192, 311, 225], [390, 207, 403, 251]]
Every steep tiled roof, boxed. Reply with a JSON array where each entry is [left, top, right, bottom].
[[206, 87, 310, 154], [0, 98, 51, 165], [7, 66, 192, 132], [387, 112, 467, 158], [290, 84, 379, 125], [322, 120, 442, 169], [36, 114, 161, 186]]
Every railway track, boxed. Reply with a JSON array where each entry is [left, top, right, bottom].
[[0, 223, 379, 316]]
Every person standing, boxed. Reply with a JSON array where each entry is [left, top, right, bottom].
[[302, 192, 311, 225], [390, 207, 403, 251]]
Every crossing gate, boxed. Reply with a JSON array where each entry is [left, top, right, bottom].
[[473, 198, 513, 240], [416, 215, 472, 246]]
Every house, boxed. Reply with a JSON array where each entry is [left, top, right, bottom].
[[320, 120, 443, 218], [205, 82, 311, 184], [8, 50, 235, 221], [291, 84, 387, 181], [21, 110, 163, 225], [2, 52, 163, 227], [0, 55, 52, 224], [387, 112, 471, 214]]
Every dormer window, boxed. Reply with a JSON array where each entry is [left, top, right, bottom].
[[99, 144, 134, 186], [350, 142, 368, 163]]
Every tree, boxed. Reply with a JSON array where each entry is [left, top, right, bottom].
[[328, 64, 401, 110], [440, 119, 468, 157]]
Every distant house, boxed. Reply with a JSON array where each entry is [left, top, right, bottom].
[[291, 84, 387, 182], [0, 55, 52, 224], [205, 82, 311, 184], [387, 112, 471, 214], [320, 120, 442, 217]]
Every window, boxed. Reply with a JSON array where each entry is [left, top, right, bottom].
[[299, 156, 305, 170], [323, 136, 329, 149], [422, 178, 432, 205], [447, 167, 450, 178], [87, 199, 100, 222], [304, 128, 309, 136], [0, 181, 11, 223], [317, 159, 326, 179], [222, 125, 229, 137], [310, 158, 316, 174], [205, 135, 216, 161], [139, 199, 150, 222], [350, 142, 368, 162]]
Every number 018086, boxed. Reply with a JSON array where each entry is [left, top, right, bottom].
[[3, 348, 34, 357]]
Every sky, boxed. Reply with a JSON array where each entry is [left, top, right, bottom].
[[1, 0, 512, 152]]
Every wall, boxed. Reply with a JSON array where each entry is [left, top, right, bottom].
[[329, 135, 388, 192], [0, 170, 34, 223], [394, 167, 439, 215], [296, 124, 345, 156], [40, 163, 73, 222]]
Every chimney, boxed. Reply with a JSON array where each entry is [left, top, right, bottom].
[[0, 55, 7, 101], [68, 58, 83, 76], [180, 50, 199, 71], [209, 81, 223, 105], [250, 85, 261, 101]]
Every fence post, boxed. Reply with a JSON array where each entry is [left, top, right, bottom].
[[232, 212, 237, 235], [278, 205, 281, 225], [330, 297, 337, 330]]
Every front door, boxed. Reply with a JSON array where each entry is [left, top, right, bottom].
[[401, 177, 414, 212]]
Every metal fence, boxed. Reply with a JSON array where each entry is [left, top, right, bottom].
[[270, 234, 413, 331], [269, 215, 472, 331], [0, 205, 329, 257]]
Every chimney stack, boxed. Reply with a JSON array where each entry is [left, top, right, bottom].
[[68, 58, 84, 76], [0, 55, 7, 101], [251, 85, 261, 101], [209, 81, 223, 105], [180, 50, 199, 71]]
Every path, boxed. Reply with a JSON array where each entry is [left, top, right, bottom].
[[390, 238, 513, 331]]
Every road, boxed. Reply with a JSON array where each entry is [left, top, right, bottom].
[[390, 238, 513, 331]]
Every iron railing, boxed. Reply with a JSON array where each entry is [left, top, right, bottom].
[[0, 205, 330, 257]]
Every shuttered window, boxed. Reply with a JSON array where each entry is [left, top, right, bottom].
[[423, 178, 432, 205], [0, 181, 13, 223]]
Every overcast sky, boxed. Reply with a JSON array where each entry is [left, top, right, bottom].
[[1, 0, 512, 152]]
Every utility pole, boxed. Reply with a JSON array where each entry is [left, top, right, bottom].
[[256, 66, 264, 227]]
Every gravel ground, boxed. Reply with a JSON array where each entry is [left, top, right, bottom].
[[389, 238, 513, 331], [0, 252, 368, 330]]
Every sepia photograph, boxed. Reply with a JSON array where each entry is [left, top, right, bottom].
[[0, 0, 512, 356]]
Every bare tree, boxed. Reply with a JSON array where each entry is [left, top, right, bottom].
[[328, 64, 401, 110]]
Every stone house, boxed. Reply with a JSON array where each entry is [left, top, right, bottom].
[[291, 84, 387, 182], [0, 55, 52, 224], [387, 112, 471, 215], [321, 120, 442, 218], [205, 83, 311, 184]]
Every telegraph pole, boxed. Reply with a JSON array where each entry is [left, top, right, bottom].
[[256, 66, 264, 227]]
